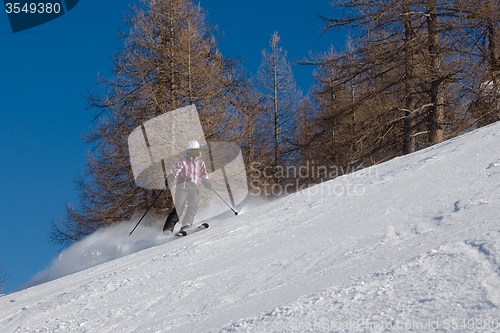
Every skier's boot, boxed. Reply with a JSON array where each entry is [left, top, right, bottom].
[[179, 224, 192, 232], [163, 224, 175, 234], [163, 209, 179, 234]]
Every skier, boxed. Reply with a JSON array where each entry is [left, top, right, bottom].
[[163, 140, 213, 234]]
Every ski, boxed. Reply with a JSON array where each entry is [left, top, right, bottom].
[[176, 223, 209, 237]]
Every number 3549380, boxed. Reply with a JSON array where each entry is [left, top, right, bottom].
[[5, 2, 62, 14]]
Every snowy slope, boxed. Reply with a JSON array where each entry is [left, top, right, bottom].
[[1, 122, 500, 332]]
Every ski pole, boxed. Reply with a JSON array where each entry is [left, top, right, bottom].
[[212, 188, 238, 215], [129, 188, 165, 236]]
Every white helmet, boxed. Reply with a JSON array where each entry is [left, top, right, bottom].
[[186, 140, 200, 150]]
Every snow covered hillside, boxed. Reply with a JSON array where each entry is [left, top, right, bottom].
[[1, 122, 500, 332]]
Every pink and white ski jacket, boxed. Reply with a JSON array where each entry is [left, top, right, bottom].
[[169, 152, 209, 187]]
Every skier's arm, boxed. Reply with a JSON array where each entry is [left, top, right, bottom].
[[166, 159, 184, 186], [199, 161, 209, 180], [164, 174, 175, 187], [202, 178, 213, 190], [200, 161, 212, 190], [169, 159, 185, 178]]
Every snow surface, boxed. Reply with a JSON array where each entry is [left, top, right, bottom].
[[1, 122, 500, 332]]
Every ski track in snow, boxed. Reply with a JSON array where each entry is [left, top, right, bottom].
[[1, 123, 500, 332], [214, 231, 500, 333]]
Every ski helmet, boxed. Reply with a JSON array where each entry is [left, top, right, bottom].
[[186, 140, 201, 150]]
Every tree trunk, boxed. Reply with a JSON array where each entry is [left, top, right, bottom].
[[403, 0, 418, 154], [426, 0, 445, 144]]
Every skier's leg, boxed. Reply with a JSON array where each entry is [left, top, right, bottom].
[[162, 207, 179, 233], [163, 190, 187, 233], [181, 189, 200, 227], [175, 189, 189, 216]]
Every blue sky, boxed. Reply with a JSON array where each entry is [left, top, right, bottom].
[[0, 0, 343, 293]]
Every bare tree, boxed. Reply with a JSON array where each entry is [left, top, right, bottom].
[[456, 0, 500, 128], [256, 32, 303, 190], [311, 0, 466, 171]]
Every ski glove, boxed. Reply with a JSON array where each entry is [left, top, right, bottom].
[[202, 179, 213, 190], [165, 174, 175, 187]]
